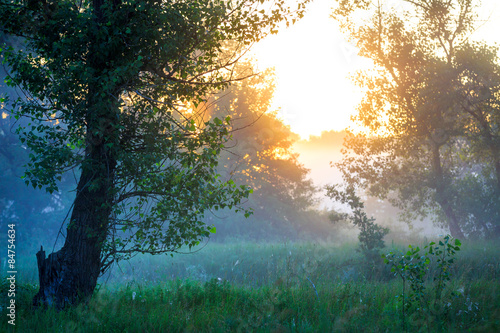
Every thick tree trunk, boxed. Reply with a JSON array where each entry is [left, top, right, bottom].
[[32, 0, 121, 308], [33, 132, 117, 308], [438, 200, 466, 239]]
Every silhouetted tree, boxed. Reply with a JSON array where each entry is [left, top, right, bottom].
[[211, 69, 319, 239], [332, 0, 499, 238]]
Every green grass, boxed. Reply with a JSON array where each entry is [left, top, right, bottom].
[[1, 240, 499, 332]]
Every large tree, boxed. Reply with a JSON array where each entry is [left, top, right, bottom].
[[331, 0, 500, 239], [0, 0, 307, 308]]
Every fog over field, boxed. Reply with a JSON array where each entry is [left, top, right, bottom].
[[0, 0, 499, 331]]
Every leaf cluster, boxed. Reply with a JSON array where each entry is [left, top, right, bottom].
[[383, 235, 462, 331], [327, 184, 389, 260]]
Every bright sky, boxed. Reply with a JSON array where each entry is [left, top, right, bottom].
[[251, 0, 500, 140]]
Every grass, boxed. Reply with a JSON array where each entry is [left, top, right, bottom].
[[1, 240, 499, 332]]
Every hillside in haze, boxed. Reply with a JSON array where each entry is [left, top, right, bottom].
[[293, 130, 346, 206]]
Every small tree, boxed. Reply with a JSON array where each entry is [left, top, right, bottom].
[[383, 235, 462, 332], [327, 184, 389, 261], [0, 0, 308, 308]]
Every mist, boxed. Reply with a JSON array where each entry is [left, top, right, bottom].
[[0, 0, 499, 331]]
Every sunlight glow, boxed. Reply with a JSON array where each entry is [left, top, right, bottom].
[[250, 0, 500, 140], [271, 147, 288, 159]]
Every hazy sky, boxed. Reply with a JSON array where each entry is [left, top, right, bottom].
[[252, 0, 500, 140]]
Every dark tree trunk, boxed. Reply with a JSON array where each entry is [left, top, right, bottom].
[[31, 0, 122, 309], [33, 127, 117, 308], [438, 201, 466, 240], [430, 144, 466, 240]]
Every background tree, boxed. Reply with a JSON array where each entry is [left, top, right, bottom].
[[332, 0, 500, 239], [0, 109, 74, 253], [209, 67, 323, 240], [0, 0, 307, 308]]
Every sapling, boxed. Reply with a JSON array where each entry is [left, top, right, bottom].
[[383, 235, 462, 332], [327, 185, 389, 263]]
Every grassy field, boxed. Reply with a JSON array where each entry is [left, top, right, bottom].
[[1, 239, 499, 332]]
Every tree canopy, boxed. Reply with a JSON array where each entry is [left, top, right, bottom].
[[331, 0, 500, 239]]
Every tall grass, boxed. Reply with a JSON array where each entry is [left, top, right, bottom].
[[1, 239, 498, 332]]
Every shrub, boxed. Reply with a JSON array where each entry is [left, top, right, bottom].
[[383, 235, 462, 332]]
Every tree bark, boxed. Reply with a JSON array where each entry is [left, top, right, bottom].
[[31, 0, 122, 309], [33, 123, 117, 308], [430, 144, 466, 239]]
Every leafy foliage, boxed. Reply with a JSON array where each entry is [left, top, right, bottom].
[[0, 0, 309, 270], [0, 49, 75, 253], [332, 0, 500, 239], [327, 184, 389, 261], [208, 68, 321, 240], [383, 235, 463, 331]]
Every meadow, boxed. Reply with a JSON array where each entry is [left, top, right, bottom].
[[1, 239, 499, 332]]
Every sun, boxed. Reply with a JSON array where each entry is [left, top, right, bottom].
[[249, 0, 500, 140], [249, 0, 373, 139]]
